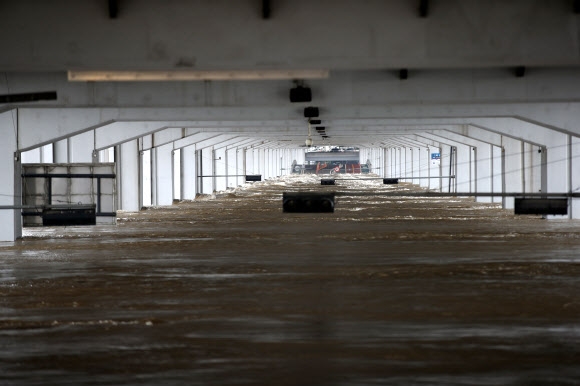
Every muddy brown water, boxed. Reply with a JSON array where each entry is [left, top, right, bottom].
[[1, 175, 580, 385]]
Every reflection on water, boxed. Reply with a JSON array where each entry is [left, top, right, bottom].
[[1, 175, 580, 385]]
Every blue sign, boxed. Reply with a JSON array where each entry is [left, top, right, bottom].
[[431, 153, 440, 160]]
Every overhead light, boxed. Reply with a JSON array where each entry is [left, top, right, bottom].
[[68, 69, 330, 82], [289, 86, 312, 102]]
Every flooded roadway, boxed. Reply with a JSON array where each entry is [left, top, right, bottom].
[[1, 174, 580, 385]]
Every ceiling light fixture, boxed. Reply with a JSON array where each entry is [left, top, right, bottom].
[[68, 69, 330, 82]]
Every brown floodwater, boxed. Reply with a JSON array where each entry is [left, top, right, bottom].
[[1, 175, 580, 385]]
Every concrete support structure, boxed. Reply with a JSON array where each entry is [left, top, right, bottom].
[[0, 110, 22, 241], [180, 145, 197, 200], [117, 140, 140, 212]]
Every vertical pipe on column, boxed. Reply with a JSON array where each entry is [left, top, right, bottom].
[[501, 147, 507, 208], [568, 135, 573, 219], [521, 141, 526, 195], [138, 149, 142, 209], [243, 148, 247, 177], [448, 147, 453, 193]]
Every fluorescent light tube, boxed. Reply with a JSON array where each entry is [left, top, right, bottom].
[[68, 69, 329, 81]]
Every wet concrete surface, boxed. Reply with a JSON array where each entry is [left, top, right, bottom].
[[1, 175, 580, 385]]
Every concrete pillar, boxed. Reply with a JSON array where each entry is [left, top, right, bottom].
[[443, 145, 453, 193], [53, 139, 69, 163], [225, 147, 236, 188], [411, 147, 420, 183], [492, 146, 503, 203], [200, 147, 214, 194], [523, 142, 542, 194], [452, 143, 470, 193], [173, 149, 181, 201], [389, 149, 394, 177], [180, 145, 196, 200], [246, 149, 255, 175], [428, 147, 441, 191], [417, 147, 429, 188], [214, 147, 227, 192], [262, 149, 268, 179], [476, 144, 494, 202], [260, 149, 266, 179], [502, 137, 523, 209], [140, 149, 152, 207], [117, 140, 140, 211], [0, 110, 22, 241], [238, 148, 245, 186], [395, 148, 401, 177], [152, 143, 174, 205], [571, 136, 580, 219], [407, 147, 413, 178]]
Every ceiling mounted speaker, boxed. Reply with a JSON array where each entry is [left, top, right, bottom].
[[290, 86, 312, 102], [304, 106, 319, 118], [399, 69, 408, 80]]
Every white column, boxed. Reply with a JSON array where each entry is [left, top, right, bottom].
[[53, 139, 69, 163], [140, 149, 152, 207], [502, 137, 523, 209], [201, 147, 214, 194], [439, 145, 452, 192], [117, 140, 140, 211], [492, 146, 503, 203], [571, 136, 580, 219], [260, 149, 266, 178], [0, 110, 22, 241], [428, 147, 441, 191], [214, 147, 227, 192], [246, 149, 255, 175], [417, 147, 429, 188], [173, 148, 181, 201], [237, 148, 245, 186], [412, 147, 420, 183], [181, 145, 196, 200], [226, 147, 238, 187], [153, 143, 174, 205], [476, 144, 494, 202]]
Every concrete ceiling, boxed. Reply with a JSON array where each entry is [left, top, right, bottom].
[[1, 0, 580, 149]]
